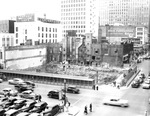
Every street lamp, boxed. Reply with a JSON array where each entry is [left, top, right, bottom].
[[64, 79, 67, 106]]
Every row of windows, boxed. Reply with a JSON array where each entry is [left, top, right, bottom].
[[63, 21, 86, 25], [62, 29, 85, 34], [63, 25, 86, 29], [38, 33, 57, 38], [61, 16, 86, 20], [15, 39, 57, 45], [61, 0, 86, 4], [61, 11, 86, 15], [38, 27, 57, 32], [61, 3, 86, 8]]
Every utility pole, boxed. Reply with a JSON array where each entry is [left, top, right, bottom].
[[148, 0, 150, 55]]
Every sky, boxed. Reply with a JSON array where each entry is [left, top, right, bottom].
[[0, 0, 61, 20]]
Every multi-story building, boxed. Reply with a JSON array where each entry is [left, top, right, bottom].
[[61, 0, 98, 39], [100, 25, 148, 44], [14, 13, 62, 46], [99, 0, 149, 26], [0, 20, 15, 47]]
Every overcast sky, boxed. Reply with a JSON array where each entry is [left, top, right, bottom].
[[0, 0, 61, 20]]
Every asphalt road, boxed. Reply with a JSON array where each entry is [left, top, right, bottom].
[[0, 59, 150, 116]]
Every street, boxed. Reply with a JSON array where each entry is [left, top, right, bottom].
[[0, 60, 150, 116]]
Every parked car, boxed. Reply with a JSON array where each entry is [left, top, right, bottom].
[[28, 113, 42, 116], [42, 105, 60, 116], [19, 100, 37, 112], [9, 99, 27, 110], [4, 109, 20, 116], [16, 112, 30, 116], [142, 83, 150, 89], [62, 86, 80, 94], [131, 82, 140, 88], [8, 78, 24, 85], [20, 90, 39, 100], [2, 97, 18, 109], [103, 98, 129, 107], [24, 81, 35, 88], [0, 108, 6, 116], [144, 80, 150, 84], [3, 88, 18, 96], [47, 90, 64, 99], [29, 101, 48, 113], [15, 83, 33, 93]]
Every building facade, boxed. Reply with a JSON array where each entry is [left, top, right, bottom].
[[61, 0, 99, 39], [99, 0, 149, 26], [100, 25, 148, 44], [14, 13, 62, 46]]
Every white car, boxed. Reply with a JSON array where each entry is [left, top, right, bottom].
[[103, 98, 129, 107], [144, 80, 150, 84], [20, 90, 38, 100], [2, 88, 18, 96], [142, 83, 150, 89], [8, 78, 24, 85]]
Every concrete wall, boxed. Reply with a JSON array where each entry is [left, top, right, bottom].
[[4, 46, 46, 70]]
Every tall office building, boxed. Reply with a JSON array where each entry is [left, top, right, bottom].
[[61, 0, 98, 38], [99, 0, 149, 26]]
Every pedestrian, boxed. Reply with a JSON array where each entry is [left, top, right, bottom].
[[38, 95, 42, 102], [90, 103, 92, 112], [84, 106, 88, 115], [68, 101, 71, 107], [145, 110, 148, 116], [96, 86, 98, 90]]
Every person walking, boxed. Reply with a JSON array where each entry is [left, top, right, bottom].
[[84, 105, 88, 115], [90, 103, 92, 112], [38, 95, 42, 102]]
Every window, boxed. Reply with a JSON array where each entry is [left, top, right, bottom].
[[42, 27, 44, 31], [25, 29, 27, 34], [16, 33, 18, 38], [16, 27, 18, 32], [38, 33, 40, 37], [0, 52, 2, 59], [49, 28, 51, 32], [16, 39, 18, 44], [55, 34, 57, 38], [46, 34, 47, 38], [53, 28, 55, 32], [38, 27, 40, 31], [46, 27, 48, 32], [49, 34, 51, 38], [25, 36, 27, 40], [42, 33, 44, 38]]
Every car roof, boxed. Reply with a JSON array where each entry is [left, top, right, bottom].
[[29, 113, 41, 116], [16, 112, 29, 116], [5, 109, 18, 114], [3, 88, 12, 91], [23, 90, 33, 93], [14, 99, 26, 103], [35, 101, 47, 106]]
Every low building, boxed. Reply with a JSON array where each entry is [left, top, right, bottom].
[[0, 43, 62, 70], [14, 13, 62, 46]]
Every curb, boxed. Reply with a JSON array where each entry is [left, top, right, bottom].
[[126, 69, 141, 87]]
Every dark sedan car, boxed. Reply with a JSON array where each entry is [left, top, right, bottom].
[[62, 86, 80, 94], [47, 90, 64, 99], [15, 83, 33, 93], [0, 108, 6, 116], [19, 100, 37, 112], [29, 101, 48, 113], [2, 97, 17, 108], [9, 99, 27, 110], [42, 105, 60, 116], [24, 81, 35, 88], [131, 82, 140, 88]]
